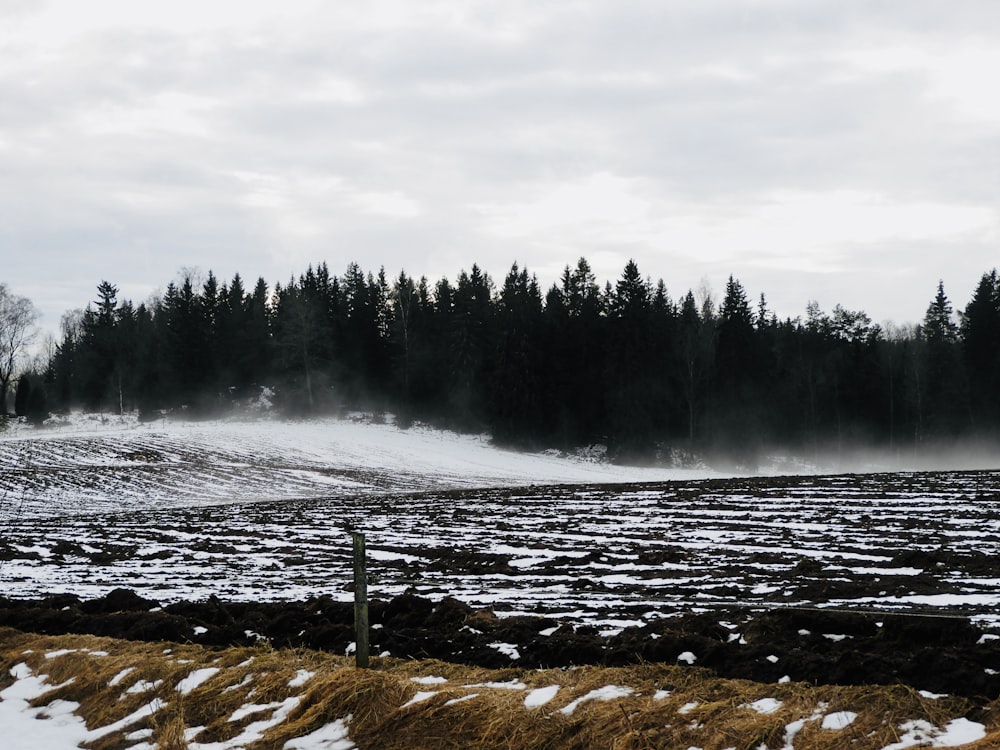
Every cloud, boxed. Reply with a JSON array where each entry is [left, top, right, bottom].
[[2, 0, 1000, 339], [475, 173, 651, 238]]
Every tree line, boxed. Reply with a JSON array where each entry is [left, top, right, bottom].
[[25, 259, 1000, 466]]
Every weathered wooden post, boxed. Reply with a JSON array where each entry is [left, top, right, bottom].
[[351, 532, 370, 668]]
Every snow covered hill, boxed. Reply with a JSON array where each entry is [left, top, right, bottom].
[[0, 413, 719, 520]]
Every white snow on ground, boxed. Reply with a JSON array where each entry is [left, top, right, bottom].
[[402, 691, 438, 707], [4, 465, 1000, 626], [466, 679, 527, 690], [288, 669, 315, 688], [524, 685, 560, 708], [176, 667, 220, 695], [488, 642, 521, 660], [780, 702, 829, 749], [0, 660, 355, 750], [0, 657, 990, 749], [444, 694, 478, 706], [0, 414, 720, 520], [107, 667, 134, 687], [283, 718, 355, 750], [744, 697, 782, 714], [559, 685, 634, 715], [880, 718, 986, 749], [5, 412, 1000, 628], [188, 696, 301, 750], [822, 711, 857, 729], [2, 413, 1000, 745], [0, 663, 89, 750]]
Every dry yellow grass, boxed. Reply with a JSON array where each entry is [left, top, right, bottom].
[[2, 626, 1000, 749]]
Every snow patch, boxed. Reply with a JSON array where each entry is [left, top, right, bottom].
[[467, 680, 526, 690], [488, 642, 520, 660], [288, 670, 315, 688], [402, 691, 437, 708], [410, 676, 448, 685], [108, 667, 134, 687], [821, 711, 857, 730], [745, 698, 782, 714], [559, 685, 634, 715], [175, 667, 220, 695], [524, 685, 560, 708], [880, 718, 986, 749], [282, 717, 355, 750], [444, 694, 478, 706]]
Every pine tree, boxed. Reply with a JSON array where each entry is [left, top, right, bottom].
[[961, 270, 1000, 431], [200, 271, 222, 392], [247, 277, 273, 390], [606, 260, 656, 456], [448, 264, 494, 429], [919, 281, 967, 437], [711, 276, 761, 466], [547, 258, 606, 444], [75, 281, 120, 410], [26, 377, 48, 425], [131, 302, 160, 416], [389, 270, 420, 408], [273, 271, 330, 413], [490, 263, 544, 443], [678, 291, 709, 444], [14, 373, 30, 417], [161, 276, 212, 409]]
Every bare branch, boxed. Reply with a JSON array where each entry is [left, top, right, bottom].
[[0, 283, 41, 413]]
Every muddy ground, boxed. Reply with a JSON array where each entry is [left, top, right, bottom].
[[5, 469, 1000, 705], [2, 589, 999, 702], [5, 470, 1000, 622]]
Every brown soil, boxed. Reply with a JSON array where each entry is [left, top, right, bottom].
[[2, 589, 998, 702]]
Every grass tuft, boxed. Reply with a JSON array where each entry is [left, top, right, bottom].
[[3, 627, 1000, 750]]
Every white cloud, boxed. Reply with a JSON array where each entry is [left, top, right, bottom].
[[351, 190, 421, 218], [295, 76, 370, 105], [682, 190, 997, 266], [839, 43, 1000, 124], [476, 183, 997, 277], [3, 0, 1000, 336], [77, 92, 219, 138], [475, 172, 651, 238]]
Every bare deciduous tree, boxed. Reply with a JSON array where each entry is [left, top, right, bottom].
[[0, 283, 40, 415]]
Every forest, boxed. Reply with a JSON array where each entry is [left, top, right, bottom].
[[16, 258, 1000, 466]]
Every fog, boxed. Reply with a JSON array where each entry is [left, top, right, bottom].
[[757, 437, 1000, 476]]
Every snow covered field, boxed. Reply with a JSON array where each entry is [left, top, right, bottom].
[[2, 415, 1000, 628], [4, 415, 1000, 749], [0, 413, 715, 519]]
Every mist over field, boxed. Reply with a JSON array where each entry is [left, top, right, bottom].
[[2, 411, 1000, 626]]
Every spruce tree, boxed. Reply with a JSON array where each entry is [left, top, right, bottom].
[[920, 281, 966, 436], [961, 270, 1000, 430], [607, 260, 655, 457], [490, 263, 544, 443], [14, 373, 30, 417], [26, 378, 48, 425], [712, 276, 761, 466]]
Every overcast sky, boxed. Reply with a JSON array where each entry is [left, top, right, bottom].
[[2, 0, 998, 340]]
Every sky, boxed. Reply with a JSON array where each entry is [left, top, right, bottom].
[[1, 0, 998, 342]]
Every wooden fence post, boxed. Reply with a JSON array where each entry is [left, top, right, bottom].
[[351, 532, 370, 668]]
